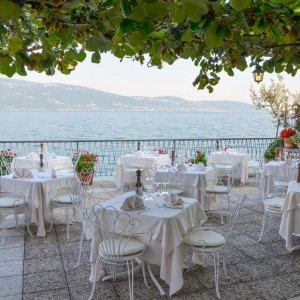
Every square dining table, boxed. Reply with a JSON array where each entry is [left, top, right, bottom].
[[0, 171, 74, 237], [114, 153, 172, 189], [85, 191, 207, 296]]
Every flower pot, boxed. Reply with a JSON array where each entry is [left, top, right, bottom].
[[284, 138, 295, 148], [78, 170, 94, 185]]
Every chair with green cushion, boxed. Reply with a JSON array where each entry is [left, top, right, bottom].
[[183, 194, 246, 299]]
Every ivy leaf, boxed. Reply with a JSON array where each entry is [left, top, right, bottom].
[[171, 4, 186, 23], [9, 35, 23, 53], [182, 28, 193, 42], [216, 24, 229, 38], [77, 50, 87, 62], [86, 33, 110, 52], [0, 0, 22, 22], [120, 19, 138, 33], [230, 0, 251, 11], [91, 51, 101, 63], [182, 0, 208, 23], [205, 22, 224, 48], [140, 21, 155, 38]]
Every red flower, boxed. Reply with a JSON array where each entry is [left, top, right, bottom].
[[280, 128, 296, 138]]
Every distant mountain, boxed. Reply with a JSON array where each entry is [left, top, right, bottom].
[[0, 77, 256, 112]]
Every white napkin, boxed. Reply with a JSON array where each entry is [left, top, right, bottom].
[[26, 152, 39, 159], [163, 193, 184, 208], [177, 163, 187, 172], [13, 168, 33, 179], [136, 150, 144, 158], [120, 195, 146, 211], [154, 150, 160, 156], [196, 162, 205, 171]]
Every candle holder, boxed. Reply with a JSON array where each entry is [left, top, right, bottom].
[[136, 169, 143, 195]]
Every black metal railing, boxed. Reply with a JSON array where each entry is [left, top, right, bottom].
[[0, 138, 273, 176]]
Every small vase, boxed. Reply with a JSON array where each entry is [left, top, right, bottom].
[[284, 138, 295, 148]]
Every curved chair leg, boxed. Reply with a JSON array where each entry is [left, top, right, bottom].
[[257, 211, 267, 242], [147, 262, 165, 295], [88, 256, 100, 300], [65, 207, 70, 240], [213, 252, 221, 299], [1, 218, 6, 245], [14, 209, 19, 229], [142, 261, 150, 289], [74, 231, 84, 269], [222, 258, 229, 279], [47, 207, 54, 233]]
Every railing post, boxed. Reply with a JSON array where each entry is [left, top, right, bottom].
[[216, 140, 219, 150], [172, 139, 176, 165], [137, 141, 140, 151], [76, 141, 79, 152]]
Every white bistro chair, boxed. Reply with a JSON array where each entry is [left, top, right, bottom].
[[89, 205, 151, 300], [183, 194, 246, 299], [0, 191, 33, 244], [48, 171, 93, 239]]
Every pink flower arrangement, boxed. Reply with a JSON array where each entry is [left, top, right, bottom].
[[0, 149, 17, 175], [155, 148, 168, 154]]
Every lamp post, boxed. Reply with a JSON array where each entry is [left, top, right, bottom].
[[252, 64, 264, 83]]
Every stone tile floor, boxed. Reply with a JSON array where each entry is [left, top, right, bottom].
[[2, 177, 300, 299]]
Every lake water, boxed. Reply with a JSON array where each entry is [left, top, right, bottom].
[[0, 110, 276, 141]]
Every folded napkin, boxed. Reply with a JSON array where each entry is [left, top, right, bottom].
[[13, 168, 33, 179], [163, 193, 184, 208], [177, 163, 187, 172], [196, 162, 205, 171], [26, 152, 39, 159], [136, 150, 144, 158], [120, 195, 146, 211]]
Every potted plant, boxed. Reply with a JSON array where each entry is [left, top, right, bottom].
[[189, 150, 207, 166], [264, 140, 277, 163], [280, 128, 296, 148], [72, 150, 98, 185], [291, 132, 300, 149], [0, 149, 17, 175]]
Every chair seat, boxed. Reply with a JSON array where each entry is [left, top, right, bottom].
[[0, 197, 24, 208], [248, 160, 260, 168], [206, 186, 228, 193], [50, 194, 72, 204], [215, 164, 233, 170], [183, 230, 226, 248], [100, 238, 145, 257], [264, 197, 284, 211]]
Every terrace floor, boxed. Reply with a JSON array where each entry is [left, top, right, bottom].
[[2, 177, 300, 300]]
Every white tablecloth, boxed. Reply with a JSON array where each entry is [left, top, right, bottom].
[[12, 156, 73, 172], [114, 153, 172, 189], [156, 166, 215, 210], [85, 191, 206, 296], [263, 161, 298, 194], [207, 151, 248, 184], [279, 181, 300, 252], [0, 171, 74, 237]]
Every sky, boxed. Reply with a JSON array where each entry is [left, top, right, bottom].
[[12, 53, 300, 104]]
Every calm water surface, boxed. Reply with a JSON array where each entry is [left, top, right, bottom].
[[0, 111, 276, 141]]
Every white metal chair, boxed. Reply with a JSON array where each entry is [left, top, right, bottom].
[[205, 163, 240, 222], [66, 176, 92, 268], [154, 165, 184, 196], [0, 191, 33, 244], [183, 194, 246, 299], [256, 169, 295, 242], [47, 171, 93, 239], [89, 205, 151, 300]]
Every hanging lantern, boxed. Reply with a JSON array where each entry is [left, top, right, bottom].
[[252, 64, 264, 83]]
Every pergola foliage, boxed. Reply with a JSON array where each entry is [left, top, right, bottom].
[[1, 0, 300, 92]]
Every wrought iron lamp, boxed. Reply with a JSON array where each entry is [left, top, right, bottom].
[[252, 64, 264, 83]]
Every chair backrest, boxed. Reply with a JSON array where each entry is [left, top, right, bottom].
[[66, 176, 91, 224], [154, 165, 182, 194], [1, 156, 12, 175], [214, 163, 238, 192], [224, 194, 246, 243], [92, 205, 149, 262]]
